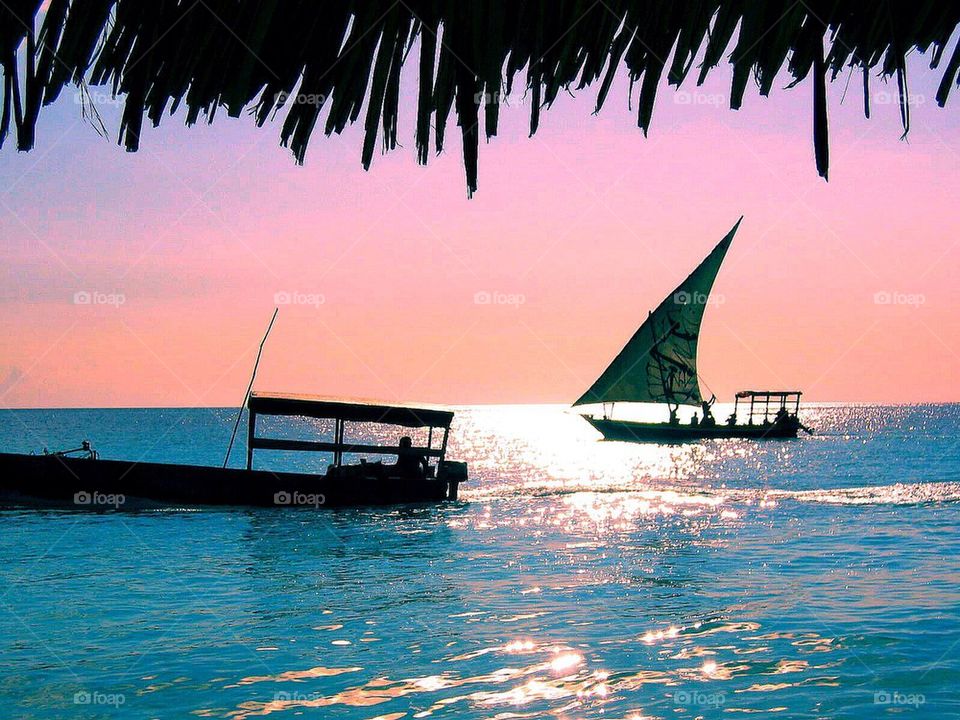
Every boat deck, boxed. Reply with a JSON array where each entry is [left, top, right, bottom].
[[0, 453, 457, 509]]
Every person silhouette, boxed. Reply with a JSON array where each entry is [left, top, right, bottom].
[[395, 436, 427, 478], [700, 397, 716, 427]]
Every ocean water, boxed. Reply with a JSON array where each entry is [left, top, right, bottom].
[[0, 404, 958, 719]]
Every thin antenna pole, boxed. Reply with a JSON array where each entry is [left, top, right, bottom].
[[223, 308, 279, 468]]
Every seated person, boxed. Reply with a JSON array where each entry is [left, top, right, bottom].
[[394, 436, 427, 478]]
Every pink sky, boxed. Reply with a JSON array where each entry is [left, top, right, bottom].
[[1, 46, 958, 407]]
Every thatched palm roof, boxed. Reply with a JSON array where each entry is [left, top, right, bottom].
[[2, 1, 959, 194]]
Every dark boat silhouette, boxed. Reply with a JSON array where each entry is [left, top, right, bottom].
[[0, 394, 467, 510], [574, 218, 808, 442]]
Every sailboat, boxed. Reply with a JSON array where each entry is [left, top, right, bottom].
[[574, 218, 806, 442]]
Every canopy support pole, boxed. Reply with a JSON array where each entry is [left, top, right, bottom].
[[439, 427, 449, 465], [246, 410, 257, 470], [334, 419, 344, 467]]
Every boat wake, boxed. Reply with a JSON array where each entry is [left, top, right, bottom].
[[467, 480, 960, 508], [767, 481, 960, 506]]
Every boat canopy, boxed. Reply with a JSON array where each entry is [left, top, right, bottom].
[[245, 392, 454, 471], [734, 390, 802, 422], [735, 390, 803, 399], [248, 392, 454, 428], [574, 218, 741, 409]]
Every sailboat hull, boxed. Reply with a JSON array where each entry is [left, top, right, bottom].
[[582, 416, 800, 442]]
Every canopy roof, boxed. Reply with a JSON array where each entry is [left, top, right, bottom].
[[248, 391, 454, 428], [2, 2, 958, 193], [735, 390, 803, 399]]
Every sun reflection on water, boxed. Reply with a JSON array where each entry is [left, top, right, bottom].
[[453, 405, 752, 500], [219, 616, 844, 720]]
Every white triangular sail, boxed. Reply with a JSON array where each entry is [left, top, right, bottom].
[[573, 218, 740, 408]]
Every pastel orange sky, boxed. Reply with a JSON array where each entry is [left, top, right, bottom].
[[1, 46, 958, 407]]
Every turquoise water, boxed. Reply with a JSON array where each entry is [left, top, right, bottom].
[[1, 404, 958, 719]]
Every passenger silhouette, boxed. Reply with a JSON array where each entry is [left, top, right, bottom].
[[700, 397, 716, 427], [395, 436, 427, 478]]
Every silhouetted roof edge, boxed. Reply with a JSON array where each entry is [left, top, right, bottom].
[[1, 1, 958, 194]]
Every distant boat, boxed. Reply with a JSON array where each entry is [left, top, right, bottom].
[[574, 218, 807, 442]]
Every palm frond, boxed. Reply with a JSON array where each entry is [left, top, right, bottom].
[[1, 0, 958, 192]]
